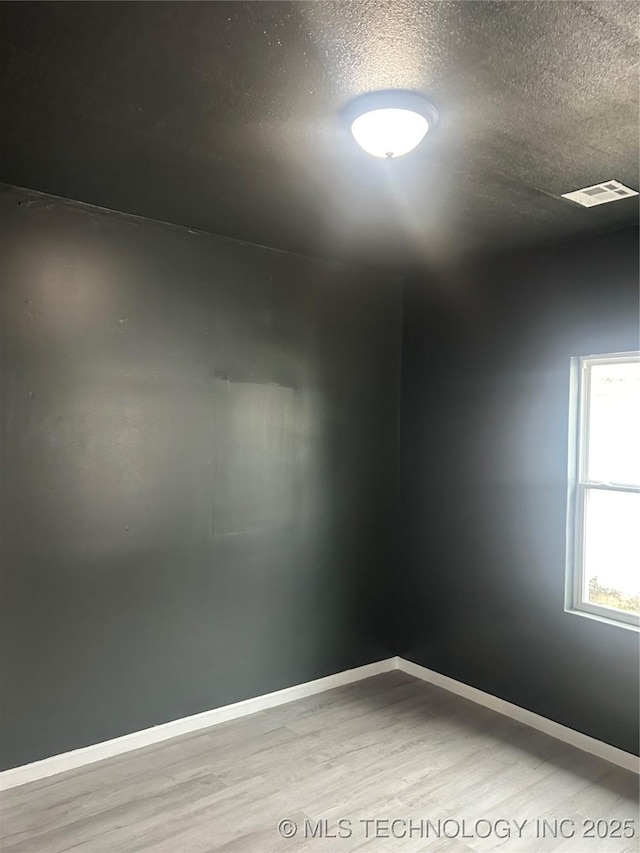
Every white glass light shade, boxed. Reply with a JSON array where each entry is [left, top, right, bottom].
[[350, 108, 430, 158]]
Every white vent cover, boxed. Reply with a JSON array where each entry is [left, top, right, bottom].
[[562, 180, 638, 207]]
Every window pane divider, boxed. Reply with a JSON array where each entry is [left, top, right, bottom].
[[580, 482, 640, 493]]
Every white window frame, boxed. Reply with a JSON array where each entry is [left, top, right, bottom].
[[565, 351, 640, 630]]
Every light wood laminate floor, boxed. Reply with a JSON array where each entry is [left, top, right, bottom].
[[1, 671, 638, 853]]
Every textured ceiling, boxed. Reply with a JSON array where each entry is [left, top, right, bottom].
[[0, 1, 638, 267]]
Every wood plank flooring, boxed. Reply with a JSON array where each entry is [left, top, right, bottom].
[[1, 671, 638, 853]]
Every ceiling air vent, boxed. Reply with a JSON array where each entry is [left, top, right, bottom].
[[561, 180, 638, 207]]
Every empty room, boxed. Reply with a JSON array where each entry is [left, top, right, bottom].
[[0, 2, 638, 852]]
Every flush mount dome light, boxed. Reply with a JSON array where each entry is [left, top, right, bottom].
[[344, 90, 438, 159]]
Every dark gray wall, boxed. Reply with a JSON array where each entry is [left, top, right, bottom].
[[0, 185, 402, 771], [400, 228, 640, 755]]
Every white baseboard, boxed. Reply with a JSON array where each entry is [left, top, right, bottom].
[[397, 657, 639, 774], [0, 658, 396, 791], [2, 654, 636, 790]]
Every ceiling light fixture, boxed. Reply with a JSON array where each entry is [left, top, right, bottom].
[[343, 90, 439, 159]]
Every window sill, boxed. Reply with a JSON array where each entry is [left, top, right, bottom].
[[564, 606, 640, 632]]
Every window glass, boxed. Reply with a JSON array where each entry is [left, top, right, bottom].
[[583, 488, 640, 616], [587, 360, 640, 485]]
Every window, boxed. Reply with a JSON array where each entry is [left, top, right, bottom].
[[566, 352, 640, 628]]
